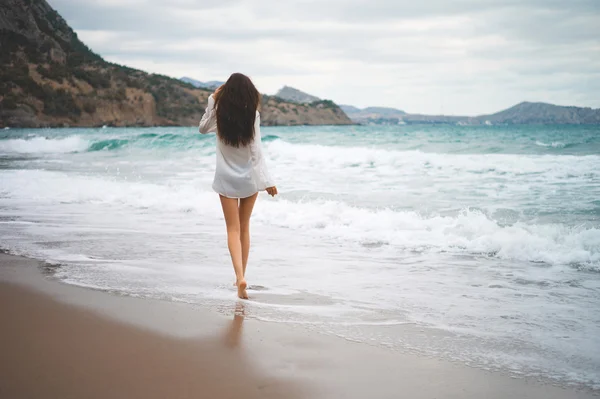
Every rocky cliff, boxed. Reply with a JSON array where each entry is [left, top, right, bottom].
[[0, 0, 352, 128], [261, 97, 352, 126]]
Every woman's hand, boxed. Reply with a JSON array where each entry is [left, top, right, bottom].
[[266, 186, 278, 197]]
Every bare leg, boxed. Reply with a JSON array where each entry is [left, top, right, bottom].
[[219, 195, 247, 299], [239, 193, 258, 277]]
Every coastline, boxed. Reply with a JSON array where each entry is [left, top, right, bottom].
[[0, 121, 358, 129], [0, 252, 597, 399]]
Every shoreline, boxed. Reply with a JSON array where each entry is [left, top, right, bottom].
[[0, 252, 597, 398]]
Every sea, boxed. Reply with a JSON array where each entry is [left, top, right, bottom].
[[1, 124, 599, 389]]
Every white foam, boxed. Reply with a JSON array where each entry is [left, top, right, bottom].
[[2, 169, 598, 268], [0, 136, 89, 154], [256, 199, 600, 268], [535, 141, 567, 148], [265, 140, 599, 182]]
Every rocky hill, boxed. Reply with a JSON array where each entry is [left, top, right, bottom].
[[475, 102, 600, 125], [0, 0, 352, 128], [275, 86, 320, 104], [260, 97, 351, 126]]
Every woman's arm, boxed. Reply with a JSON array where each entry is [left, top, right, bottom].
[[199, 95, 217, 134], [250, 113, 277, 196]]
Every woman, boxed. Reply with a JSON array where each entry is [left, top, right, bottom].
[[199, 73, 277, 299]]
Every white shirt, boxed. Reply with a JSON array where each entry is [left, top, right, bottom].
[[199, 95, 274, 198]]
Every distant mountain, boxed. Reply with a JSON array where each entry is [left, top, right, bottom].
[[475, 102, 600, 125], [180, 77, 224, 90], [340, 105, 406, 124], [362, 107, 407, 117], [343, 101, 600, 125], [339, 105, 361, 114], [275, 86, 320, 104]]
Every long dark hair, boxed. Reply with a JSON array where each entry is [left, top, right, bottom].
[[214, 73, 261, 148]]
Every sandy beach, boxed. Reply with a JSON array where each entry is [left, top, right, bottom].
[[0, 252, 597, 399]]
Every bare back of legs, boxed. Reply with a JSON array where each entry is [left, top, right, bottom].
[[219, 193, 259, 299]]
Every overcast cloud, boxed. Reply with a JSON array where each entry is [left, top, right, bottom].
[[49, 0, 600, 115]]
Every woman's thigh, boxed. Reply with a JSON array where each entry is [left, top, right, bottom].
[[238, 193, 258, 228], [219, 195, 240, 232]]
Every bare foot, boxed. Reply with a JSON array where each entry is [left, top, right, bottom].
[[236, 278, 248, 299]]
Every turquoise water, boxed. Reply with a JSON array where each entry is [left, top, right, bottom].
[[1, 124, 599, 389], [3, 124, 598, 154]]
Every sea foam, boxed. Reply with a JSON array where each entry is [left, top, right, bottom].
[[0, 136, 89, 154], [3, 168, 599, 269]]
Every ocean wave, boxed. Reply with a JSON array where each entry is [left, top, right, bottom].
[[0, 133, 270, 155], [535, 141, 568, 148], [0, 133, 215, 154], [265, 140, 599, 178], [85, 133, 212, 152], [4, 169, 599, 269], [88, 139, 130, 151], [262, 134, 281, 142], [256, 199, 600, 268], [0, 136, 89, 154]]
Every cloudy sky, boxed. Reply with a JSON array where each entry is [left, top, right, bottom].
[[50, 0, 599, 115]]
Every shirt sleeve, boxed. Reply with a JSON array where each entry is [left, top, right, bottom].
[[250, 112, 275, 189], [199, 95, 217, 134]]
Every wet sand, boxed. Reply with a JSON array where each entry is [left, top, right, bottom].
[[0, 283, 305, 399], [0, 253, 597, 399]]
